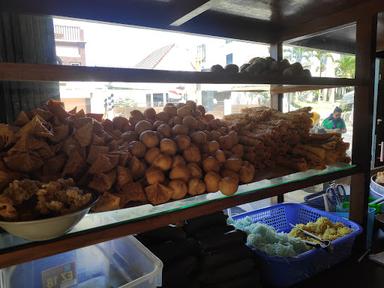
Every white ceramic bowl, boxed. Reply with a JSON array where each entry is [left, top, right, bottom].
[[0, 194, 99, 241]]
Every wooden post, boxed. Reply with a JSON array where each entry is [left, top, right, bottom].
[[350, 15, 377, 239], [270, 42, 283, 111], [270, 42, 285, 203]]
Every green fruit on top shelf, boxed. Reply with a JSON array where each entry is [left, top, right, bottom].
[[210, 64, 225, 73], [224, 64, 239, 73], [290, 62, 304, 72], [282, 67, 295, 77], [248, 57, 264, 65], [279, 59, 291, 71], [240, 63, 250, 72], [303, 69, 312, 78], [264, 57, 275, 67], [270, 61, 280, 72], [247, 62, 265, 75]]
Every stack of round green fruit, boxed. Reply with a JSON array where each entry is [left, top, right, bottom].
[[210, 57, 311, 78]]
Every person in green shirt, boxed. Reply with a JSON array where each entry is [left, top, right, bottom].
[[321, 107, 347, 133]]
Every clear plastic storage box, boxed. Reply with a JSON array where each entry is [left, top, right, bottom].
[[1, 236, 163, 288]]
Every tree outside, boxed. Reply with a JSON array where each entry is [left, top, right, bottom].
[[335, 55, 355, 78], [283, 46, 355, 152], [284, 46, 355, 106]]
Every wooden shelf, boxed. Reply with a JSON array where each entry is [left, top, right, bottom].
[[0, 63, 359, 87], [0, 164, 358, 268], [270, 85, 350, 93], [229, 84, 353, 94]]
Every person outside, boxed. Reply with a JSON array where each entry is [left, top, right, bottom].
[[321, 107, 347, 134]]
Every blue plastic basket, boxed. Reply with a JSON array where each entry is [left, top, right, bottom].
[[231, 203, 362, 287]]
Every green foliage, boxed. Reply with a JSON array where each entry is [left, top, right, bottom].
[[283, 46, 312, 65], [335, 55, 355, 78], [284, 46, 354, 79]]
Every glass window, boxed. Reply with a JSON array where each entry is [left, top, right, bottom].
[[226, 53, 233, 65], [283, 45, 355, 78], [282, 87, 354, 155], [58, 82, 270, 120], [56, 46, 80, 57], [53, 17, 270, 70]]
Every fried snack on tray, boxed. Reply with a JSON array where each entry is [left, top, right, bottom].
[[376, 171, 384, 185], [0, 178, 92, 221], [289, 217, 352, 241], [224, 106, 350, 172], [93, 192, 120, 212], [276, 156, 308, 172], [5, 179, 41, 205], [15, 115, 53, 139], [118, 181, 147, 205], [0, 194, 17, 219], [0, 124, 15, 150], [36, 178, 92, 215]]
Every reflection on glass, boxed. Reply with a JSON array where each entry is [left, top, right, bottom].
[[59, 82, 271, 120], [0, 163, 355, 252], [283, 45, 355, 79], [53, 17, 270, 71], [282, 87, 354, 155]]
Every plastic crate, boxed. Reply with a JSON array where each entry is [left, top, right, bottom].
[[231, 203, 362, 287], [1, 236, 163, 288]]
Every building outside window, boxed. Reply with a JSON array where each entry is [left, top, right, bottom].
[[226, 53, 233, 64]]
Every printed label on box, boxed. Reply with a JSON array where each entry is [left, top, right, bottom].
[[41, 262, 77, 288]]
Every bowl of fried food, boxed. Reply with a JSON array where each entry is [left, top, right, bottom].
[[0, 178, 99, 241]]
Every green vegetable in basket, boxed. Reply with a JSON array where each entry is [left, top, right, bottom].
[[229, 217, 310, 257]]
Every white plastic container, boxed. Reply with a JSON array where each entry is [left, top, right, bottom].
[[370, 175, 384, 199], [1, 236, 163, 288]]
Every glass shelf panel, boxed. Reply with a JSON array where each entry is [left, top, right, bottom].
[[0, 163, 356, 252]]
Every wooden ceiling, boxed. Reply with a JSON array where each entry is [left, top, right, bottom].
[[0, 0, 383, 53], [208, 0, 363, 26], [289, 24, 357, 54], [288, 12, 384, 54]]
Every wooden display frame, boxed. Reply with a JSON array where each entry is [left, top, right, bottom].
[[0, 0, 383, 268]]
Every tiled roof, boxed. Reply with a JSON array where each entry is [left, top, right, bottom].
[[135, 44, 175, 69]]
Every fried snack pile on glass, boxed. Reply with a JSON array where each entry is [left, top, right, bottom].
[[289, 217, 352, 242], [0, 100, 256, 212], [224, 107, 350, 172], [0, 100, 349, 213], [0, 178, 92, 221]]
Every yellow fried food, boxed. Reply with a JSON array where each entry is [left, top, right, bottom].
[[289, 217, 352, 242]]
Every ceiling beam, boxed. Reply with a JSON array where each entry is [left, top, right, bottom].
[[178, 11, 280, 43], [284, 23, 355, 45], [280, 0, 384, 42], [170, 0, 213, 26], [291, 41, 355, 55]]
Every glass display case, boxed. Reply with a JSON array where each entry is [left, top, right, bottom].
[[0, 2, 379, 268]]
